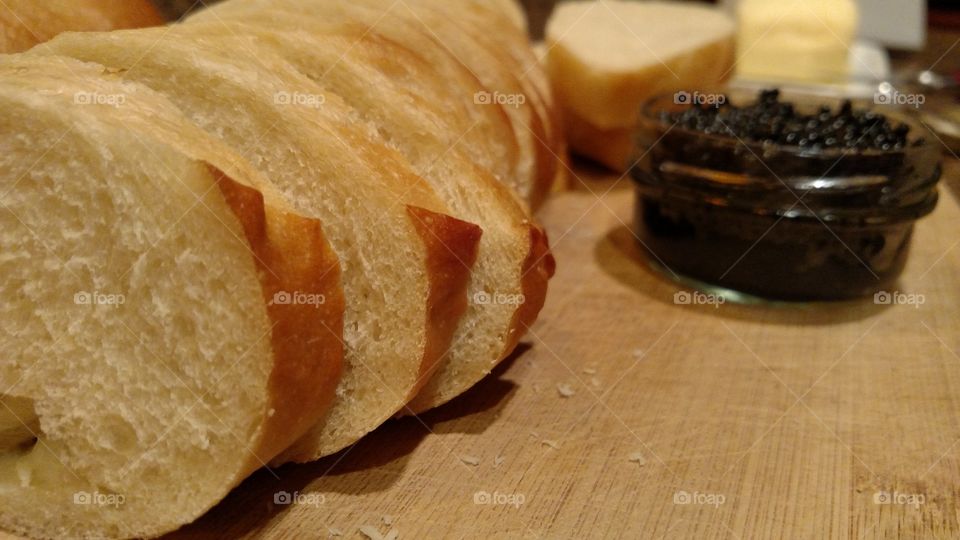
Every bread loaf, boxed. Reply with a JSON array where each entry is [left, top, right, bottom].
[[0, 55, 344, 539], [173, 17, 555, 417], [0, 0, 163, 53], [37, 27, 482, 459], [0, 0, 559, 536]]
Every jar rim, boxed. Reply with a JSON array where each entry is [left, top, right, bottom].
[[639, 92, 930, 159]]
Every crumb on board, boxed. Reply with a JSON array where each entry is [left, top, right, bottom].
[[460, 455, 481, 466], [541, 439, 561, 450], [582, 367, 597, 375], [328, 527, 343, 537], [358, 525, 379, 540], [359, 525, 399, 540], [632, 348, 644, 359], [590, 377, 601, 388], [557, 383, 576, 397], [383, 515, 394, 526], [629, 452, 646, 466], [494, 455, 505, 467]]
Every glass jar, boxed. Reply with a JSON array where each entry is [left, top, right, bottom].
[[630, 93, 942, 301]]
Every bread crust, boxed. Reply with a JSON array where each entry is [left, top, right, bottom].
[[214, 171, 345, 470], [0, 56, 346, 539], [508, 225, 557, 353], [405, 207, 483, 401], [0, 0, 164, 53]]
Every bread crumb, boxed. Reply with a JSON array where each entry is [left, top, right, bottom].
[[328, 527, 343, 537], [460, 455, 480, 466], [590, 377, 601, 388], [582, 367, 597, 375], [382, 515, 394, 526], [541, 439, 561, 450], [628, 452, 646, 466], [494, 455, 505, 467], [632, 348, 644, 359], [529, 431, 540, 438], [358, 525, 381, 540], [557, 383, 576, 397]]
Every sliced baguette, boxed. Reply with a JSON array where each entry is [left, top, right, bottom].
[[177, 20, 556, 414], [37, 28, 481, 459], [0, 55, 343, 539], [402, 0, 563, 207], [188, 0, 555, 210]]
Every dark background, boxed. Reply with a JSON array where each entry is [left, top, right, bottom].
[[154, 1, 960, 43]]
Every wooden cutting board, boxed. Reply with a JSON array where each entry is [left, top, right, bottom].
[[160, 162, 960, 539], [5, 164, 957, 540]]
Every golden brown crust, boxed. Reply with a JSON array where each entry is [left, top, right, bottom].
[[405, 206, 482, 400], [505, 225, 556, 355], [0, 0, 164, 53], [214, 169, 345, 470]]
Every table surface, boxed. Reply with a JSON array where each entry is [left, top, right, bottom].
[[142, 155, 960, 539]]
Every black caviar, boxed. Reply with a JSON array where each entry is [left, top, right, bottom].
[[631, 90, 942, 301], [660, 89, 920, 152]]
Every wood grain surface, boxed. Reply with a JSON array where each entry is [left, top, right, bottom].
[[3, 162, 957, 540], [152, 159, 958, 539]]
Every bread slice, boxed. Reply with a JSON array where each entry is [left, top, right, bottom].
[[0, 55, 343, 539], [545, 0, 734, 170], [176, 19, 556, 415], [37, 29, 481, 459], [188, 0, 556, 210], [401, 0, 563, 207], [489, 0, 528, 33], [0, 0, 164, 53], [188, 5, 522, 201], [546, 0, 735, 130]]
